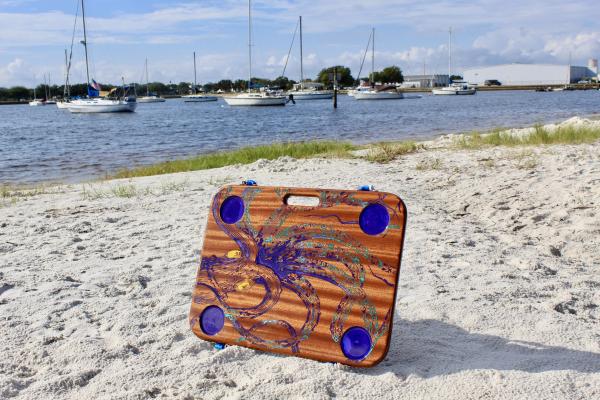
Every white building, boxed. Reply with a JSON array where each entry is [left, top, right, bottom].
[[401, 74, 449, 88], [464, 61, 599, 86]]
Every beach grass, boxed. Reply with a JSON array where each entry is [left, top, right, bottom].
[[364, 141, 423, 163], [455, 124, 600, 149], [112, 141, 357, 179], [416, 157, 443, 171], [80, 180, 189, 200]]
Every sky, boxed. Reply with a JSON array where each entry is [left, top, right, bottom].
[[1, 0, 599, 87]]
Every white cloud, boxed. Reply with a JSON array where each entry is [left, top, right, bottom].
[[1, 0, 599, 86]]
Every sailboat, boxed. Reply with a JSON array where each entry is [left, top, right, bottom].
[[67, 0, 137, 113], [353, 28, 404, 100], [223, 0, 287, 106], [138, 59, 166, 103], [288, 16, 332, 100], [432, 28, 476, 96], [45, 74, 57, 104], [29, 85, 46, 106], [57, 49, 71, 109], [183, 52, 217, 102]]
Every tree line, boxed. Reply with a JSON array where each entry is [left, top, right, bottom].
[[0, 65, 404, 101]]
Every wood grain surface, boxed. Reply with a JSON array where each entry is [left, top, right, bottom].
[[189, 185, 407, 367]]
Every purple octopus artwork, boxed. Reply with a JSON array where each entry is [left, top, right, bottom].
[[191, 185, 403, 362]]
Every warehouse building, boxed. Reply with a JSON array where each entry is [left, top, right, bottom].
[[464, 59, 599, 86], [400, 74, 449, 88]]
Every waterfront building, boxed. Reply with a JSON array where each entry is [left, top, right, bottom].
[[400, 74, 449, 88], [464, 60, 599, 86]]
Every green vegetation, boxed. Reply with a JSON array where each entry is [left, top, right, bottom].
[[416, 158, 443, 171], [112, 141, 356, 179], [80, 180, 188, 200], [365, 141, 422, 163], [317, 66, 355, 88], [455, 124, 600, 149], [1, 184, 67, 207], [370, 66, 404, 84]]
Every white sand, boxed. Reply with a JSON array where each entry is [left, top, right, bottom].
[[1, 124, 600, 399]]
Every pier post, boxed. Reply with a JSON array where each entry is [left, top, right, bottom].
[[333, 67, 338, 109]]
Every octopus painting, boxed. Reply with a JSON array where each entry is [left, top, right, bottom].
[[189, 184, 407, 367]]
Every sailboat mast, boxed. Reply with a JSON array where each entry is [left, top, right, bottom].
[[448, 27, 452, 80], [371, 27, 375, 87], [81, 0, 91, 89], [145, 58, 149, 96], [64, 49, 68, 98], [299, 16, 304, 89], [193, 52, 197, 94], [248, 0, 252, 91]]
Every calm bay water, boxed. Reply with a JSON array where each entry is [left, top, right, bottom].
[[1, 90, 599, 184]]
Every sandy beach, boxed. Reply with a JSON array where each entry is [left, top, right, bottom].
[[1, 122, 600, 399]]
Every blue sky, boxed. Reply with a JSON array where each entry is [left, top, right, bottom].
[[1, 0, 599, 86]]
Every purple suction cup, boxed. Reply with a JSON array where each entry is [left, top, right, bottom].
[[341, 327, 372, 361], [200, 306, 225, 336], [359, 203, 390, 235], [220, 195, 244, 224]]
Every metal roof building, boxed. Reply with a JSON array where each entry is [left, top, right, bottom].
[[464, 61, 599, 86], [400, 74, 449, 88]]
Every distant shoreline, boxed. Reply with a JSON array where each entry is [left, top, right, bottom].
[[2, 84, 599, 105]]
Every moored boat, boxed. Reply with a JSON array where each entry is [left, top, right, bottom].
[[29, 87, 46, 106], [223, 92, 287, 106], [64, 0, 137, 113], [291, 90, 333, 100], [432, 82, 477, 95], [138, 59, 166, 103], [138, 95, 166, 103], [352, 28, 404, 101], [224, 0, 288, 107], [432, 28, 476, 96], [285, 16, 333, 101], [354, 90, 404, 100], [67, 97, 137, 113], [183, 52, 218, 103]]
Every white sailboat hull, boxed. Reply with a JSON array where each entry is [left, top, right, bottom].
[[138, 96, 166, 103], [223, 95, 287, 106], [67, 98, 138, 113], [29, 100, 46, 106], [183, 95, 218, 103], [354, 91, 404, 100], [56, 101, 70, 109], [432, 87, 476, 95], [289, 91, 333, 100]]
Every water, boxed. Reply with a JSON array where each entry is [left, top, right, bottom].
[[1, 90, 599, 184]]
